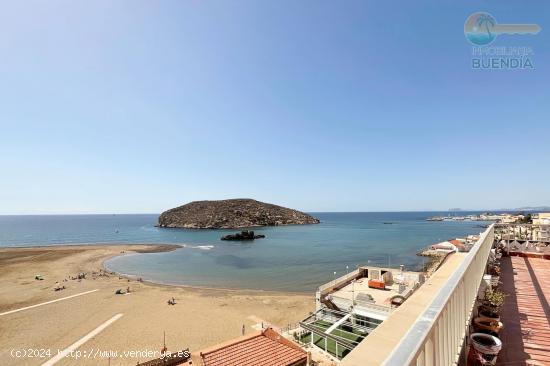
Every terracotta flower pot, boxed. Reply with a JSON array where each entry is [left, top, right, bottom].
[[479, 308, 500, 321], [473, 317, 503, 334], [470, 333, 502, 355]]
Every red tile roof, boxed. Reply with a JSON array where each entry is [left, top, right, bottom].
[[448, 239, 465, 249], [199, 328, 306, 366], [497, 256, 550, 365]]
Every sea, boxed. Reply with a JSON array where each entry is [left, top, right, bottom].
[[0, 212, 492, 292]]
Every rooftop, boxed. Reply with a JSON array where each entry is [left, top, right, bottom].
[[496, 256, 550, 365], [331, 270, 418, 308], [340, 252, 469, 365], [305, 265, 424, 361], [196, 328, 307, 366]]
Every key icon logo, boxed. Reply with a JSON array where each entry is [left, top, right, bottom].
[[464, 12, 541, 46]]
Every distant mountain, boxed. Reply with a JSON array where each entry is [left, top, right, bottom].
[[157, 199, 320, 229], [488, 206, 550, 212], [511, 206, 550, 212]]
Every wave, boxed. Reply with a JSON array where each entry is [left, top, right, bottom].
[[181, 244, 215, 251]]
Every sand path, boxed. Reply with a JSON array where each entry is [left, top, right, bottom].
[[0, 289, 99, 316], [41, 313, 124, 366]]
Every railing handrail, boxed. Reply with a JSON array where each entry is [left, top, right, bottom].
[[328, 293, 394, 315], [354, 299, 393, 313], [380, 224, 495, 365], [318, 269, 360, 293]]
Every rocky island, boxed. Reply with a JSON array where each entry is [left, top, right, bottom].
[[157, 198, 320, 229]]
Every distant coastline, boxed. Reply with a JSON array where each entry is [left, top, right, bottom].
[[0, 212, 495, 292]]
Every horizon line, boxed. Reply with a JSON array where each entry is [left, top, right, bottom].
[[1, 208, 547, 216]]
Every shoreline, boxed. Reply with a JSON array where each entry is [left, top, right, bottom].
[[0, 242, 184, 250], [0, 244, 314, 366], [1, 243, 311, 295]]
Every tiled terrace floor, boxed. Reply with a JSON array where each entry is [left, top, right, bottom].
[[497, 256, 550, 365]]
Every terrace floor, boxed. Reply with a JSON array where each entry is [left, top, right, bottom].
[[497, 256, 550, 365], [332, 272, 417, 306]]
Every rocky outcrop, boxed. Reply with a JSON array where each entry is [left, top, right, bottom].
[[221, 230, 265, 241], [157, 199, 320, 229]]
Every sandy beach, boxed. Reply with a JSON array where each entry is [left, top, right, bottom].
[[0, 245, 314, 366]]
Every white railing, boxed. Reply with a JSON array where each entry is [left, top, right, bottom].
[[318, 269, 361, 294], [377, 224, 495, 366], [330, 295, 353, 311], [326, 295, 394, 317], [354, 299, 393, 315]]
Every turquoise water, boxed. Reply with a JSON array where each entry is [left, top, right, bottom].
[[0, 213, 490, 291]]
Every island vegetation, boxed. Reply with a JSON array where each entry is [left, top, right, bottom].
[[157, 198, 320, 229]]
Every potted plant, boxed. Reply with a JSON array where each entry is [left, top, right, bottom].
[[488, 264, 501, 276], [479, 289, 506, 321], [470, 333, 502, 364], [473, 317, 503, 334]]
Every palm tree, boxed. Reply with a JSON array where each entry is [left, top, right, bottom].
[[476, 14, 495, 37]]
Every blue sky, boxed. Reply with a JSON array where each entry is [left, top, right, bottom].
[[0, 1, 549, 214]]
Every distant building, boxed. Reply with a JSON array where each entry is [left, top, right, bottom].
[[448, 239, 466, 251], [533, 213, 550, 241], [431, 239, 467, 252], [431, 241, 457, 252], [533, 212, 550, 225], [499, 215, 520, 224]]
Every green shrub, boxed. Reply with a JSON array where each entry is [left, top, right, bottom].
[[485, 288, 506, 311]]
